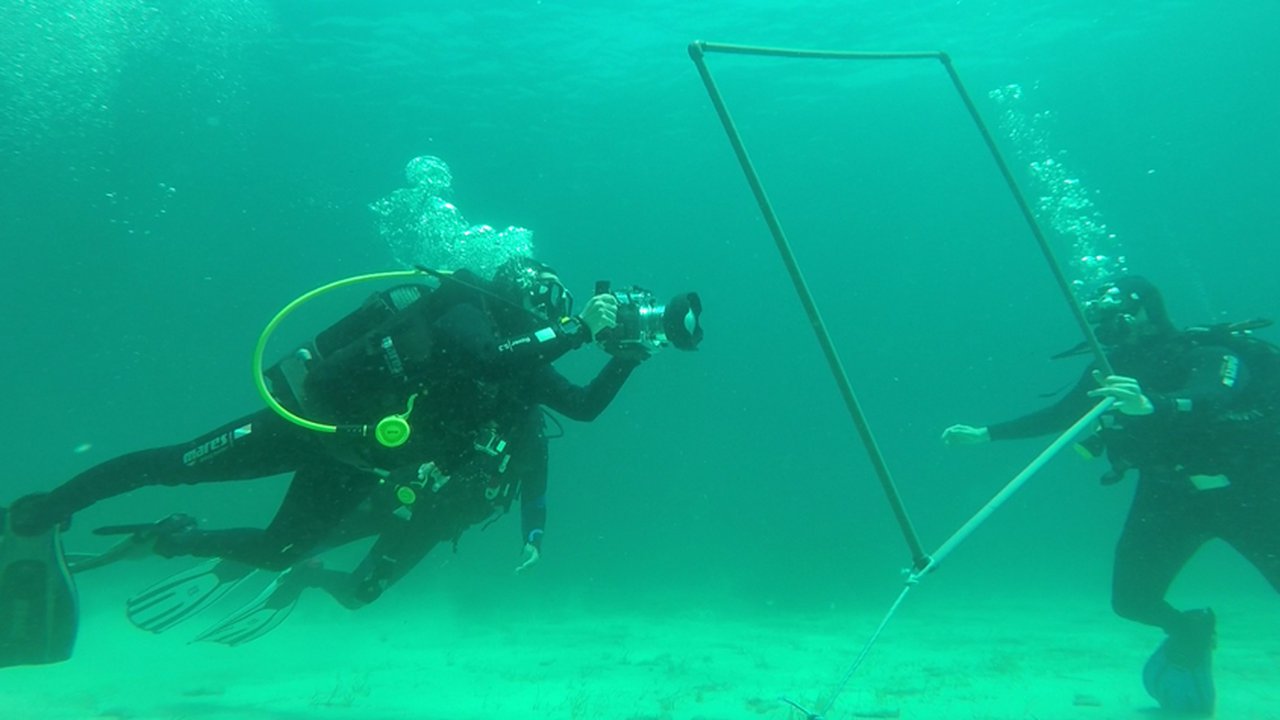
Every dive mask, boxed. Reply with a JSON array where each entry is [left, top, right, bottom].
[[1084, 284, 1142, 344], [530, 273, 574, 320]]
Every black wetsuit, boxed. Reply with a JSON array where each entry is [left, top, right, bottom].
[[988, 333, 1280, 632], [16, 278, 639, 583]]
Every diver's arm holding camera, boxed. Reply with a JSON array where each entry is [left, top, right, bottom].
[[459, 292, 621, 372], [432, 301, 594, 370], [527, 293, 642, 421], [488, 293, 619, 365], [534, 357, 642, 422], [492, 294, 615, 361], [579, 293, 618, 336]]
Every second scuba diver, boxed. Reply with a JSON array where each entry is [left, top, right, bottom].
[[941, 276, 1280, 717]]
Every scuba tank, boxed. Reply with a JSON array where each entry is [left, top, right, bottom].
[[263, 283, 435, 422], [263, 284, 431, 421], [253, 265, 555, 449], [253, 268, 472, 448]]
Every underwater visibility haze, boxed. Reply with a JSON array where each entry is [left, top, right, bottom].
[[1, 1, 1277, 718]]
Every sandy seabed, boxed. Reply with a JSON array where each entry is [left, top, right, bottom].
[[2, 571, 1276, 720]]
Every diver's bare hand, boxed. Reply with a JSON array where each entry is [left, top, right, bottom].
[[1088, 371, 1154, 416], [941, 424, 991, 446], [580, 294, 618, 337], [514, 543, 540, 573]]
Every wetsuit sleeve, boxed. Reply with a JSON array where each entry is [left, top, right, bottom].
[[432, 304, 591, 370], [534, 357, 640, 421], [987, 366, 1099, 441], [495, 318, 592, 366], [1144, 345, 1251, 421]]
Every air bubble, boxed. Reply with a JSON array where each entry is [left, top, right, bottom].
[[991, 85, 1128, 296], [371, 155, 534, 278]]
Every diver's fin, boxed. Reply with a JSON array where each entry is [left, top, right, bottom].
[[126, 558, 256, 634], [1143, 610, 1216, 716], [192, 566, 311, 647], [69, 514, 198, 575], [0, 505, 79, 668], [1143, 640, 1216, 715]]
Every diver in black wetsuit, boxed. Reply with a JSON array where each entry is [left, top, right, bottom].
[[8, 257, 646, 579], [3, 256, 702, 656], [100, 265, 700, 644], [941, 276, 1280, 715]]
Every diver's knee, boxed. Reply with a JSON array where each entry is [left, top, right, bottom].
[[253, 551, 303, 572], [1111, 593, 1141, 622]]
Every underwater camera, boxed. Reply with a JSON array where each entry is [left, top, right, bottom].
[[594, 280, 703, 353]]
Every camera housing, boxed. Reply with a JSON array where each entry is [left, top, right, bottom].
[[594, 281, 702, 353]]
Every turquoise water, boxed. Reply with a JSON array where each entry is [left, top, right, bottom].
[[2, 1, 1276, 716]]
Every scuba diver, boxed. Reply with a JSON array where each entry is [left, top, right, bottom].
[[941, 276, 1280, 717], [69, 452, 537, 646], [0, 256, 704, 664]]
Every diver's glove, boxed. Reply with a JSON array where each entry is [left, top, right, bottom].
[[580, 293, 619, 339], [515, 542, 540, 573], [1088, 371, 1155, 416], [941, 424, 991, 446]]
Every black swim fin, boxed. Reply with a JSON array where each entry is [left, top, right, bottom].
[[1143, 609, 1216, 716], [126, 558, 256, 634], [192, 563, 318, 647], [0, 504, 79, 668]]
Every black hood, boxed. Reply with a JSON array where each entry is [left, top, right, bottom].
[[1055, 275, 1178, 356], [487, 256, 556, 334], [1105, 276, 1176, 334]]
